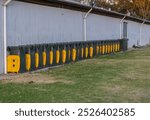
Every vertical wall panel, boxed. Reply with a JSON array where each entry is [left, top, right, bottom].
[[127, 21, 140, 48], [6, 1, 150, 48], [7, 1, 83, 46], [142, 24, 150, 46], [87, 14, 120, 40]]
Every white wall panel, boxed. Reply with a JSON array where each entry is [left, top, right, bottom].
[[6, 1, 150, 48], [7, 1, 83, 46], [142, 24, 150, 46], [127, 21, 140, 48], [87, 14, 120, 41]]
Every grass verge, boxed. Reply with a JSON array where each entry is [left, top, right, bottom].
[[0, 47, 150, 103]]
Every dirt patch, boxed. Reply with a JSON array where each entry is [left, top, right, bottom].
[[0, 73, 71, 84], [102, 84, 125, 94], [125, 89, 150, 102]]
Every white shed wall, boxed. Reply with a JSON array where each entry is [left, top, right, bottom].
[[142, 24, 150, 46], [127, 21, 140, 48], [87, 14, 120, 41], [7, 1, 83, 46], [7, 1, 150, 48]]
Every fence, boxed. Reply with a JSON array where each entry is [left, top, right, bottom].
[[7, 39, 128, 73]]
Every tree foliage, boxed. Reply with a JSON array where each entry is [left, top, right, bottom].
[[79, 0, 150, 20], [133, 0, 150, 19]]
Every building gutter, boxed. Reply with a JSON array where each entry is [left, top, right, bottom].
[[120, 15, 127, 39], [139, 20, 146, 46], [3, 0, 12, 74]]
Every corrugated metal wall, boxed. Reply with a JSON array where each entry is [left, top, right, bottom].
[[127, 21, 140, 48], [142, 24, 150, 46], [7, 1, 122, 47], [7, 1, 150, 48], [87, 14, 120, 40], [0, 0, 4, 74], [7, 1, 83, 46]]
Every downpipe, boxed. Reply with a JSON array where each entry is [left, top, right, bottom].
[[120, 15, 127, 39], [3, 0, 12, 74]]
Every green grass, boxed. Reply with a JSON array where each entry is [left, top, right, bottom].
[[0, 47, 150, 103]]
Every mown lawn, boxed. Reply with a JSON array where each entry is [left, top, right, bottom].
[[0, 47, 150, 103]]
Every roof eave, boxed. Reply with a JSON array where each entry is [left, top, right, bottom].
[[15, 0, 150, 25]]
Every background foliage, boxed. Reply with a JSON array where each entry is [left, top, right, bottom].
[[79, 0, 150, 20]]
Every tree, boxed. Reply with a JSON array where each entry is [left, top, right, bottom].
[[77, 0, 150, 20], [112, 0, 133, 13], [133, 0, 150, 19], [95, 0, 111, 9]]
